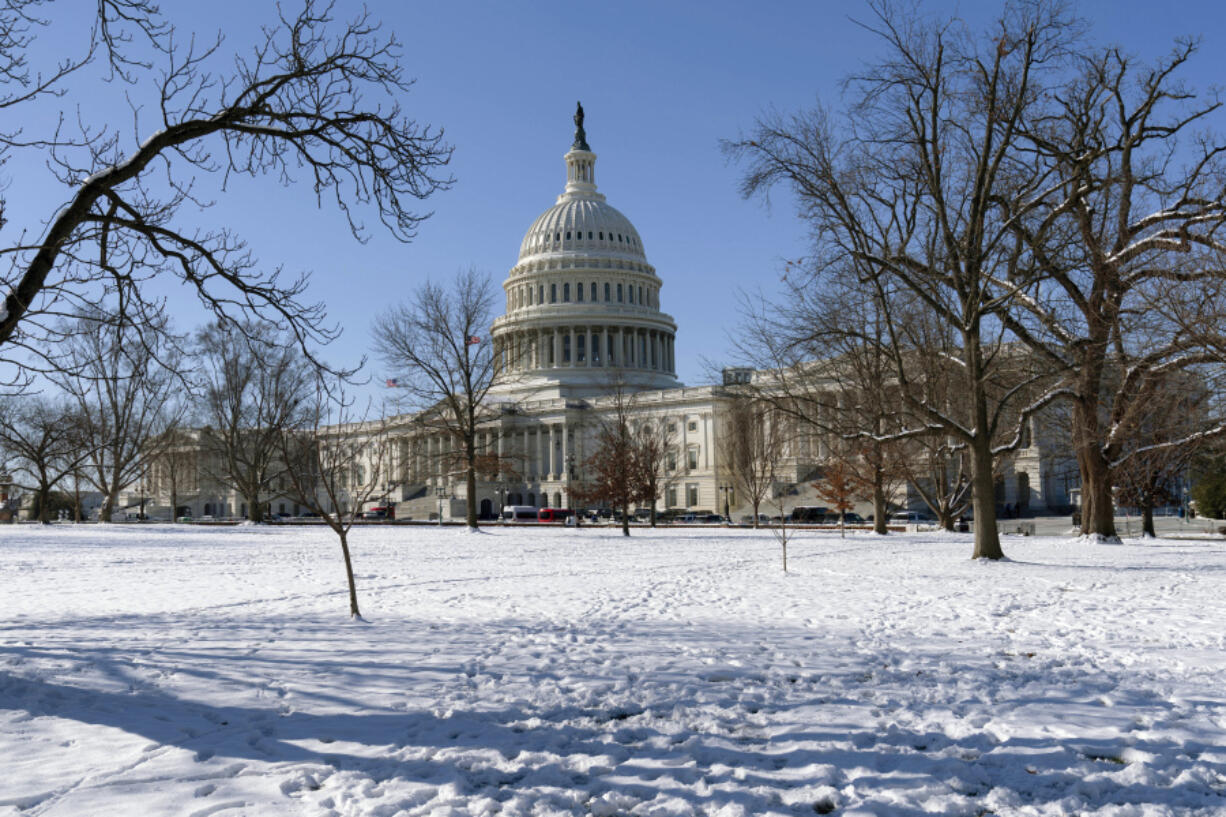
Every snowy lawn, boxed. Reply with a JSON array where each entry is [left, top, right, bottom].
[[1, 524, 1225, 817]]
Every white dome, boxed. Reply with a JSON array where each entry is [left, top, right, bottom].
[[518, 197, 646, 262]]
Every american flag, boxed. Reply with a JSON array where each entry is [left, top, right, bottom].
[[385, 378, 399, 388], [467, 335, 481, 345]]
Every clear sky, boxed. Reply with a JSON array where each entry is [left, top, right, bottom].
[[7, 1, 1226, 396]]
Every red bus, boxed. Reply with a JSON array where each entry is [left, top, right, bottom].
[[537, 507, 574, 523]]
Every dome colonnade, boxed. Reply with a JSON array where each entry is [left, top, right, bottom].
[[489, 104, 678, 397]]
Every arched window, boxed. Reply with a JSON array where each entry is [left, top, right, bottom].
[[628, 287, 634, 304], [638, 285, 643, 305], [617, 284, 623, 302], [590, 282, 597, 300], [563, 283, 570, 302], [604, 282, 611, 301], [550, 283, 557, 303], [565, 231, 571, 240], [599, 232, 604, 240], [577, 334, 586, 362], [576, 283, 584, 302], [539, 285, 544, 304], [562, 334, 571, 363]]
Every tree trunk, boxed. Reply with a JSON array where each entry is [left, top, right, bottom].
[[247, 490, 261, 522], [170, 486, 178, 522], [465, 459, 478, 529], [970, 441, 1004, 559], [621, 500, 630, 537], [1078, 443, 1118, 541], [752, 498, 761, 529], [1141, 497, 1155, 538], [337, 529, 362, 618], [99, 493, 115, 523], [872, 480, 887, 535]]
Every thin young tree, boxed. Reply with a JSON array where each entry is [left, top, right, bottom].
[[726, 2, 1076, 558], [813, 459, 861, 538], [0, 1, 451, 390], [734, 270, 911, 535], [719, 393, 784, 528], [279, 384, 390, 619], [633, 415, 677, 527], [373, 268, 501, 530], [197, 321, 312, 522], [574, 384, 641, 537]]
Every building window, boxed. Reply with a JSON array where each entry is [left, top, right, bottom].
[[617, 284, 623, 302], [638, 286, 643, 304], [590, 282, 597, 300], [550, 283, 557, 303], [687, 449, 698, 470], [628, 286, 634, 304], [577, 334, 585, 362], [591, 333, 600, 364], [607, 334, 615, 364], [539, 285, 544, 304], [563, 283, 570, 302], [599, 232, 604, 240], [687, 421, 697, 432], [686, 483, 699, 507], [563, 334, 571, 363], [667, 487, 677, 507], [576, 284, 583, 302], [604, 282, 611, 301], [667, 422, 677, 434], [666, 451, 676, 471]]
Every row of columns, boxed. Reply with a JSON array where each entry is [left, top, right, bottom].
[[496, 325, 675, 374], [404, 423, 581, 488]]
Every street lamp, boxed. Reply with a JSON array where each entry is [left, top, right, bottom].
[[497, 485, 507, 523], [435, 484, 448, 526]]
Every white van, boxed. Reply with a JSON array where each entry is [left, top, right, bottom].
[[501, 505, 538, 522]]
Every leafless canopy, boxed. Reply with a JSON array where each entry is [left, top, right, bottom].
[[372, 268, 500, 528], [0, 0, 452, 388]]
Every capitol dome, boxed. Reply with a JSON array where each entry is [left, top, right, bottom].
[[490, 104, 679, 399]]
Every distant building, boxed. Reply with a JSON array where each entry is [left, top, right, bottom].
[[147, 109, 1072, 522]]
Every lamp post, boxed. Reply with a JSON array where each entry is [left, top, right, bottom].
[[497, 485, 506, 523], [435, 484, 447, 526], [719, 483, 732, 525]]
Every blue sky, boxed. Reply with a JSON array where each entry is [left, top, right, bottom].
[[8, 1, 1226, 395]]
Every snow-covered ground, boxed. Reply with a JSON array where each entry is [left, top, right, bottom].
[[2, 524, 1225, 817]]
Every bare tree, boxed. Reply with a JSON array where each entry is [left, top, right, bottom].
[[719, 393, 784, 528], [633, 415, 677, 527], [0, 1, 451, 389], [197, 321, 311, 522], [1112, 372, 1213, 537], [0, 397, 91, 522], [1002, 41, 1226, 540], [279, 384, 390, 619], [373, 268, 501, 530], [51, 313, 181, 521], [734, 270, 911, 535], [574, 384, 642, 537], [726, 2, 1076, 559], [146, 421, 198, 521]]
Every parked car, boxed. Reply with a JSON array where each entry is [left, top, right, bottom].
[[789, 506, 829, 524], [889, 511, 932, 524], [362, 507, 390, 520], [827, 511, 865, 524], [739, 513, 771, 526]]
